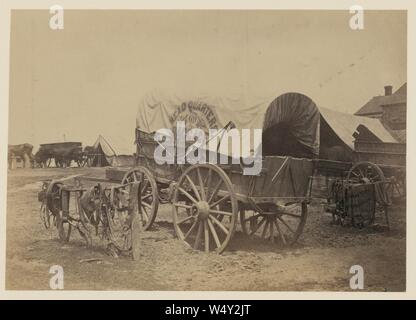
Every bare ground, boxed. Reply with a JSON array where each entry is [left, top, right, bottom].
[[6, 168, 406, 291]]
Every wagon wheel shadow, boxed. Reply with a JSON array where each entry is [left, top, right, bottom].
[[225, 230, 307, 254], [32, 238, 112, 261], [150, 220, 307, 254], [149, 220, 176, 237]]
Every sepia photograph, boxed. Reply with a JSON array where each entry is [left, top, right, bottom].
[[4, 8, 407, 293]]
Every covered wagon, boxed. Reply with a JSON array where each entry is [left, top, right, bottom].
[[35, 142, 84, 168], [102, 90, 398, 253]]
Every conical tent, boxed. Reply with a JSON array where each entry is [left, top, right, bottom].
[[90, 135, 117, 167]]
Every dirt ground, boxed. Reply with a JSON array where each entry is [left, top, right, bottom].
[[5, 168, 406, 291]]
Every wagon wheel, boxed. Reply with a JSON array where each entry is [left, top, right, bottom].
[[172, 164, 238, 253], [106, 182, 141, 254], [39, 182, 52, 229], [39, 201, 52, 229], [122, 167, 159, 230], [56, 211, 72, 242], [240, 202, 308, 246], [347, 162, 386, 227], [107, 207, 132, 252], [46, 181, 63, 219], [55, 188, 73, 242], [347, 161, 385, 184]]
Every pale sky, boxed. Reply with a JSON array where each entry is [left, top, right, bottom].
[[8, 10, 407, 153]]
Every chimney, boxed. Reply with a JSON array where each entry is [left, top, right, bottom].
[[384, 85, 393, 96]]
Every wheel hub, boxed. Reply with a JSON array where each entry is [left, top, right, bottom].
[[194, 201, 210, 220]]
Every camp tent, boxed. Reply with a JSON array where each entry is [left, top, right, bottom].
[[89, 135, 135, 167], [136, 90, 397, 159], [89, 135, 116, 166]]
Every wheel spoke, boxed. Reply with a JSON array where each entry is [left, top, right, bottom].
[[194, 222, 203, 249], [204, 169, 212, 201], [261, 220, 269, 239], [208, 179, 223, 204], [141, 206, 149, 221], [204, 221, 209, 252], [209, 194, 230, 208], [186, 175, 202, 201], [141, 179, 149, 194], [177, 215, 195, 225], [142, 193, 152, 200], [142, 201, 152, 209], [197, 168, 207, 201], [178, 187, 198, 204], [184, 220, 198, 240], [269, 221, 274, 243], [276, 215, 296, 234], [274, 219, 286, 245], [249, 216, 266, 236], [371, 174, 379, 181], [351, 171, 359, 178], [209, 209, 233, 216], [209, 214, 230, 235], [207, 219, 221, 248], [280, 211, 302, 219], [173, 203, 192, 209], [243, 213, 261, 223]]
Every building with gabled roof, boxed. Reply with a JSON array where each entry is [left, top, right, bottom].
[[354, 83, 406, 142]]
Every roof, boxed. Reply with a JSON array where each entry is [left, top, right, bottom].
[[394, 83, 407, 96], [354, 83, 407, 116], [388, 129, 406, 143], [319, 107, 397, 149]]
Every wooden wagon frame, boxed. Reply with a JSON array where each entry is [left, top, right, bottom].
[[102, 127, 395, 254]]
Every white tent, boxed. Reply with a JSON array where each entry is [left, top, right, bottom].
[[89, 135, 134, 167]]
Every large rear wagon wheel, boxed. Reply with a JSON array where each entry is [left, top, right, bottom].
[[172, 164, 238, 254], [122, 167, 159, 230], [347, 161, 385, 184], [240, 202, 308, 246], [347, 162, 387, 228]]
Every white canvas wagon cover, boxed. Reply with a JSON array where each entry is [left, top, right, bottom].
[[136, 90, 396, 158]]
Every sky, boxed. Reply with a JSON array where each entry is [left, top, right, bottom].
[[8, 10, 407, 153]]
